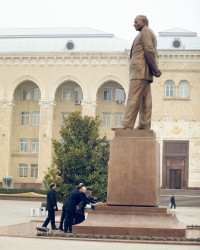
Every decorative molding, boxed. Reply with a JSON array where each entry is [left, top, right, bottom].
[[161, 69, 200, 73], [0, 54, 129, 66], [0, 100, 15, 108], [0, 51, 199, 66], [11, 152, 38, 158], [39, 100, 56, 108], [163, 97, 190, 101], [81, 100, 96, 109], [158, 52, 200, 61]]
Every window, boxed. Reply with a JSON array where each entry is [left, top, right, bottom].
[[61, 112, 69, 125], [115, 88, 125, 102], [74, 87, 83, 104], [19, 164, 28, 177], [114, 113, 124, 126], [103, 88, 112, 101], [21, 112, 30, 125], [32, 139, 39, 153], [179, 81, 189, 98], [32, 112, 40, 126], [33, 88, 41, 100], [22, 88, 31, 101], [62, 87, 71, 101], [31, 164, 38, 178], [20, 139, 29, 152], [66, 41, 74, 50], [165, 81, 174, 97], [173, 39, 181, 48], [102, 112, 112, 127]]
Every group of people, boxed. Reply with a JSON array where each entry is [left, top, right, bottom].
[[42, 183, 99, 233]]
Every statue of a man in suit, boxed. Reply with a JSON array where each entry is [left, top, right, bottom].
[[116, 15, 162, 130]]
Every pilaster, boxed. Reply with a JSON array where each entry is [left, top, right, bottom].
[[81, 99, 96, 117], [0, 100, 14, 179], [38, 100, 55, 182]]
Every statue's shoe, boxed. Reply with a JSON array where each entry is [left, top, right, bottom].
[[135, 125, 150, 130], [111, 125, 131, 131]]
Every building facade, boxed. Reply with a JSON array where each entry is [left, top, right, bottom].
[[0, 27, 199, 189]]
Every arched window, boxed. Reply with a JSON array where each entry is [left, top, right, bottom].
[[179, 81, 189, 98], [165, 81, 174, 97]]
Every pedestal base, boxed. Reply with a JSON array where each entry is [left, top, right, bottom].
[[107, 129, 160, 206], [73, 206, 186, 238]]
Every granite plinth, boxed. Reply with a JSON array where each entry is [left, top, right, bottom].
[[107, 129, 160, 206], [73, 206, 186, 237]]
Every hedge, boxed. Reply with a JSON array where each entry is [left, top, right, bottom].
[[36, 233, 200, 242], [0, 188, 47, 195]]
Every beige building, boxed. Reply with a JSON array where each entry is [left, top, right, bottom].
[[0, 27, 199, 189]]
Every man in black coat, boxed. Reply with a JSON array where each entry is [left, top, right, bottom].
[[63, 184, 93, 233], [42, 183, 58, 230], [59, 183, 84, 231], [74, 189, 98, 225]]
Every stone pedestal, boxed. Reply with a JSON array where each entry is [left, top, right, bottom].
[[107, 129, 159, 206], [73, 206, 186, 237], [73, 129, 186, 237]]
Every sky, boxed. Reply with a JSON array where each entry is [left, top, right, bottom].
[[0, 0, 199, 44]]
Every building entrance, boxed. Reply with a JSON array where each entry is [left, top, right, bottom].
[[162, 141, 189, 189], [170, 169, 181, 189]]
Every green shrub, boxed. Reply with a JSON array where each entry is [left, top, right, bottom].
[[44, 112, 109, 203]]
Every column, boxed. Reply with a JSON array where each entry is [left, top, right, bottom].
[[38, 100, 55, 182], [0, 100, 14, 181], [81, 99, 96, 117]]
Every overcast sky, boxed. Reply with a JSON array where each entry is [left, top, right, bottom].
[[0, 0, 199, 44]]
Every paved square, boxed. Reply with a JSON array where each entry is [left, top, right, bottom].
[[0, 200, 200, 250]]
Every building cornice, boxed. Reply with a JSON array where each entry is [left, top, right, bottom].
[[0, 51, 199, 66], [158, 50, 200, 62], [0, 53, 129, 66]]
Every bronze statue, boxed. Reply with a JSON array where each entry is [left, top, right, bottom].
[[114, 15, 162, 130]]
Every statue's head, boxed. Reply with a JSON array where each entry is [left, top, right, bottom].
[[134, 15, 149, 31]]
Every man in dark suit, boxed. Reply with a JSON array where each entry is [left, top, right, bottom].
[[114, 15, 162, 130], [62, 184, 93, 233], [42, 183, 58, 230], [59, 183, 84, 231], [74, 188, 98, 225]]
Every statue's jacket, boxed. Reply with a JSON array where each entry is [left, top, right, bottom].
[[129, 26, 159, 83]]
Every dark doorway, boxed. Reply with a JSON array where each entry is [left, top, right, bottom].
[[170, 169, 181, 189], [162, 141, 189, 189]]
